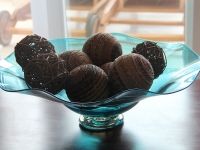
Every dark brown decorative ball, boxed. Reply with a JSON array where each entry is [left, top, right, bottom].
[[82, 32, 122, 67], [18, 34, 55, 50], [132, 41, 167, 79], [15, 34, 55, 69], [24, 53, 68, 94], [58, 50, 93, 72], [100, 62, 113, 75], [109, 53, 154, 96], [65, 64, 110, 103]]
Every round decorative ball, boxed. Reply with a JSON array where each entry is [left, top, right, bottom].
[[109, 53, 154, 96], [65, 64, 110, 103], [100, 62, 113, 75], [24, 53, 68, 94], [58, 50, 93, 72], [132, 41, 167, 79], [15, 34, 55, 69], [19, 34, 55, 50], [82, 32, 122, 67]]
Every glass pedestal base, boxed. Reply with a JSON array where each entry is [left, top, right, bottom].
[[79, 114, 124, 131]]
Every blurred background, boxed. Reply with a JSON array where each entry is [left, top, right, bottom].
[[0, 0, 198, 59]]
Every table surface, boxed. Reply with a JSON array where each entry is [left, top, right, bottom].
[[0, 79, 200, 150]]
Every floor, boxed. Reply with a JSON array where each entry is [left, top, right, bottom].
[[0, 0, 184, 59]]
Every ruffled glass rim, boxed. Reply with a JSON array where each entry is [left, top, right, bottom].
[[0, 33, 200, 108]]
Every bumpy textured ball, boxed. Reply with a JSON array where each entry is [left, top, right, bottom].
[[65, 64, 110, 102], [100, 62, 113, 75], [132, 41, 166, 79], [109, 53, 154, 96], [82, 32, 122, 67], [15, 34, 55, 69], [24, 53, 68, 94], [58, 50, 93, 72]]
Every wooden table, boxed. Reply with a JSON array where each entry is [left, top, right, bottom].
[[0, 79, 200, 150]]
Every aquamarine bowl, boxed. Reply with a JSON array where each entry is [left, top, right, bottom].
[[0, 33, 200, 131]]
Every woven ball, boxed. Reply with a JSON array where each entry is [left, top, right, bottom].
[[18, 34, 55, 50], [109, 53, 154, 96], [58, 50, 93, 72], [65, 64, 110, 102], [24, 53, 68, 94], [100, 62, 113, 75], [82, 32, 122, 67], [132, 41, 167, 79], [15, 34, 55, 69]]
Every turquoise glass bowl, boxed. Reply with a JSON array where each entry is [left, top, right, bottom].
[[0, 33, 200, 131]]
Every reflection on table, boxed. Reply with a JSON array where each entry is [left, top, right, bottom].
[[0, 79, 200, 150]]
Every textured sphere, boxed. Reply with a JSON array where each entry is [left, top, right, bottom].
[[109, 53, 154, 96], [15, 34, 55, 70], [24, 53, 68, 94], [100, 62, 113, 75], [58, 50, 93, 72], [132, 41, 166, 79], [18, 34, 55, 50], [82, 32, 122, 67], [65, 64, 110, 102]]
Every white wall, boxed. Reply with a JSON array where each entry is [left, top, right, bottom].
[[30, 0, 67, 40], [185, 0, 200, 56]]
